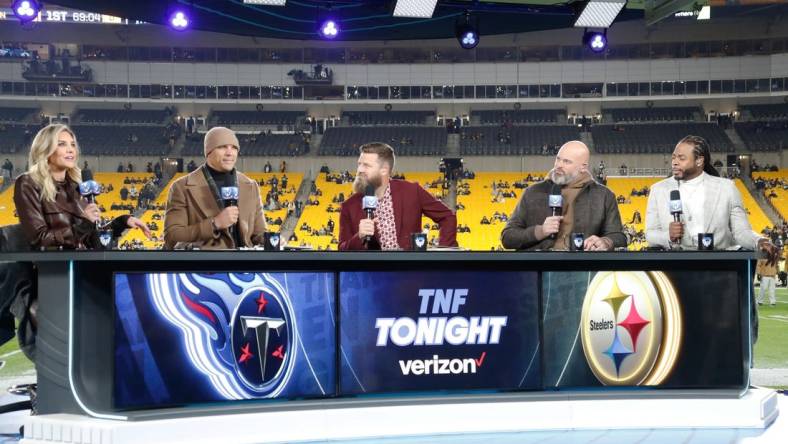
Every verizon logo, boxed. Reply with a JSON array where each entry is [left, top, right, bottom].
[[399, 352, 487, 376]]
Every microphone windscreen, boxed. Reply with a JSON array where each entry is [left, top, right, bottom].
[[669, 190, 682, 214], [548, 184, 563, 208], [79, 181, 93, 196], [221, 186, 239, 201], [365, 184, 375, 197]]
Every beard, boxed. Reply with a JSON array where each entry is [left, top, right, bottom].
[[353, 173, 382, 194], [549, 168, 577, 186], [672, 166, 699, 180]]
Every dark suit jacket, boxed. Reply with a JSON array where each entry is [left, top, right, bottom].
[[163, 165, 266, 249], [339, 179, 457, 250]]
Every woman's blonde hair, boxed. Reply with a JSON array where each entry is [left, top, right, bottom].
[[27, 124, 81, 202]]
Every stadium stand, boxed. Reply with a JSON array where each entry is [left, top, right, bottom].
[[343, 111, 434, 126], [734, 121, 788, 151], [0, 107, 37, 122], [94, 172, 154, 220], [118, 173, 183, 250], [0, 185, 18, 226], [213, 110, 305, 126], [72, 125, 173, 156], [591, 123, 734, 153], [245, 172, 303, 233], [455, 172, 545, 251], [741, 104, 788, 120], [76, 108, 168, 125], [606, 177, 664, 250], [460, 126, 580, 155], [734, 178, 772, 235], [471, 109, 560, 125], [0, 124, 38, 154], [605, 106, 701, 122], [753, 170, 788, 223], [319, 127, 447, 156], [182, 133, 311, 156]]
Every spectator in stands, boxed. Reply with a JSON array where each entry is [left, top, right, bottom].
[[339, 142, 457, 250], [126, 162, 134, 173], [14, 124, 150, 250], [501, 141, 626, 251], [2, 158, 12, 179], [187, 160, 197, 172], [164, 126, 267, 250], [264, 161, 272, 174], [117, 162, 124, 173], [279, 160, 287, 173], [645, 135, 779, 264]]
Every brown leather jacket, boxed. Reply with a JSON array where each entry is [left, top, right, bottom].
[[13, 173, 129, 250]]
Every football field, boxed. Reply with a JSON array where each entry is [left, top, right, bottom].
[[753, 287, 788, 373]]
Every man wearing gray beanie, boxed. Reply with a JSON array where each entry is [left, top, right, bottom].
[[164, 126, 267, 249]]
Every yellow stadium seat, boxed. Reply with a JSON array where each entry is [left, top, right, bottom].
[[753, 170, 788, 225]]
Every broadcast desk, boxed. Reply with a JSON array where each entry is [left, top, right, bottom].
[[2, 251, 779, 444]]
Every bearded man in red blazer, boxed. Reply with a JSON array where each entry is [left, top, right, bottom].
[[339, 142, 457, 250]]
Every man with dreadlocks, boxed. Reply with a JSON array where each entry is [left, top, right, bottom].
[[645, 135, 778, 262]]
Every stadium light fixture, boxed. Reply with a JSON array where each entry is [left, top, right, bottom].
[[12, 0, 41, 24], [393, 0, 438, 18], [169, 10, 190, 31], [319, 19, 340, 39], [574, 0, 626, 28], [455, 12, 479, 50], [583, 29, 608, 53]]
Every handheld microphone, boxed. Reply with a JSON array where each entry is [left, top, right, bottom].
[[548, 185, 563, 240], [362, 185, 378, 245], [221, 185, 240, 243], [220, 186, 239, 207], [79, 170, 100, 204], [669, 190, 682, 222]]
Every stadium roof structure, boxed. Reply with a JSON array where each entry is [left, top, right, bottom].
[[43, 0, 648, 41]]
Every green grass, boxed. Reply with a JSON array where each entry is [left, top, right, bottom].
[[753, 287, 788, 368], [0, 336, 34, 381]]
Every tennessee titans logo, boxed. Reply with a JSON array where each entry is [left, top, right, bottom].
[[146, 273, 298, 399]]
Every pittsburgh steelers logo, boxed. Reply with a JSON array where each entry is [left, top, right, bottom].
[[230, 287, 294, 392], [580, 271, 682, 386]]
